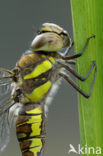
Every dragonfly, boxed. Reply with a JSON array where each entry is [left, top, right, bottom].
[[0, 23, 97, 156]]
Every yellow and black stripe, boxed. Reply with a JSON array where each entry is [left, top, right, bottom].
[[18, 52, 56, 103], [16, 52, 56, 156], [16, 104, 46, 156]]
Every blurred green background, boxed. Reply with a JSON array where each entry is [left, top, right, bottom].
[[0, 0, 79, 156]]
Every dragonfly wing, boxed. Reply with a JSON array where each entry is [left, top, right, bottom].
[[0, 69, 15, 114], [0, 70, 15, 151], [0, 70, 12, 98], [0, 110, 10, 151], [0, 97, 15, 115], [0, 97, 16, 151]]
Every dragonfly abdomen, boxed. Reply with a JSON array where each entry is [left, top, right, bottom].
[[16, 104, 46, 156]]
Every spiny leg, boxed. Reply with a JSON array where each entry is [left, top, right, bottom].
[[58, 35, 95, 60], [59, 63, 97, 98], [58, 61, 96, 81]]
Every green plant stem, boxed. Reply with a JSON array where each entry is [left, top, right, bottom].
[[70, 0, 103, 155]]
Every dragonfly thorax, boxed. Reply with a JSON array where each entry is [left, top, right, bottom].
[[13, 51, 61, 105]]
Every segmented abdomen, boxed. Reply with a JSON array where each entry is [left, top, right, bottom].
[[16, 104, 46, 156]]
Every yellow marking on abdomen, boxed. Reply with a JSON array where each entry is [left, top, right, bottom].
[[30, 121, 42, 137], [26, 81, 51, 103], [16, 107, 43, 128], [16, 105, 45, 156], [29, 138, 42, 149], [26, 106, 42, 114], [24, 60, 52, 80], [16, 110, 42, 138], [16, 115, 42, 127], [30, 139, 42, 155], [26, 108, 42, 137]]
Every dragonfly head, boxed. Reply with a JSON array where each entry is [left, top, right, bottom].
[[30, 23, 71, 52]]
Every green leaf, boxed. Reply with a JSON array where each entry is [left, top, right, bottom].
[[70, 0, 103, 155]]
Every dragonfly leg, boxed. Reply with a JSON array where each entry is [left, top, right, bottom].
[[59, 65, 97, 98], [58, 35, 95, 60], [66, 60, 76, 65], [58, 61, 97, 81]]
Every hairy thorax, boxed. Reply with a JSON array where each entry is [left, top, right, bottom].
[[12, 51, 61, 105]]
